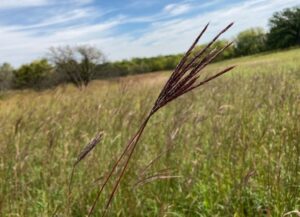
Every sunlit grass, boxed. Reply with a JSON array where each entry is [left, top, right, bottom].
[[0, 48, 300, 217]]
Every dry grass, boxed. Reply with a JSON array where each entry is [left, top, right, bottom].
[[0, 48, 299, 216]]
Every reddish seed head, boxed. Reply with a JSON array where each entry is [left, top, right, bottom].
[[87, 23, 235, 217]]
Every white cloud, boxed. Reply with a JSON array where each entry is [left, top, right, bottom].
[[0, 0, 49, 9], [9, 8, 96, 31], [0, 0, 93, 9], [100, 0, 300, 60], [0, 0, 299, 66], [0, 18, 122, 62], [164, 3, 192, 16]]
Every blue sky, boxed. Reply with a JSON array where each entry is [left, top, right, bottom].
[[0, 0, 299, 66]]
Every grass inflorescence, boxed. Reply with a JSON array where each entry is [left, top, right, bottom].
[[87, 23, 235, 217]]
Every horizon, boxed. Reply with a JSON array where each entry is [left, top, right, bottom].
[[0, 0, 299, 67]]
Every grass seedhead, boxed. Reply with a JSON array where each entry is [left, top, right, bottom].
[[68, 132, 104, 214], [87, 23, 235, 216], [74, 132, 104, 167]]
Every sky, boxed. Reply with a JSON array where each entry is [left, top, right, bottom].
[[0, 0, 299, 66]]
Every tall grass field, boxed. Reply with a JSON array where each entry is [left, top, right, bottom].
[[0, 49, 300, 216]]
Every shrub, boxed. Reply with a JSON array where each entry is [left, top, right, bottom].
[[13, 59, 52, 89], [234, 28, 266, 56]]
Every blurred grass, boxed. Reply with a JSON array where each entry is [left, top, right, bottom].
[[0, 48, 300, 217]]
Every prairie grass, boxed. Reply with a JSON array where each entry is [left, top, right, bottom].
[[0, 48, 300, 216]]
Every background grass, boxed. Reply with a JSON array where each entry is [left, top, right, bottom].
[[0, 48, 300, 217]]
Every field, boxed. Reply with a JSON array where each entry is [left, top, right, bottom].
[[0, 48, 300, 217]]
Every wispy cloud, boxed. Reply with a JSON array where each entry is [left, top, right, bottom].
[[163, 3, 192, 16], [0, 0, 299, 66], [99, 0, 300, 60], [0, 0, 93, 9], [10, 8, 96, 31], [0, 0, 48, 9]]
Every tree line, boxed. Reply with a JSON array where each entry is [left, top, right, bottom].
[[0, 7, 299, 90]]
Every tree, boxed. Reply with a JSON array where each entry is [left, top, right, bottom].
[[234, 28, 266, 56], [48, 45, 106, 89], [267, 7, 300, 49], [211, 40, 235, 60], [191, 39, 235, 63], [0, 63, 14, 90], [13, 59, 52, 89]]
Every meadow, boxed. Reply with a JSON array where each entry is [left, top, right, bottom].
[[0, 48, 300, 216]]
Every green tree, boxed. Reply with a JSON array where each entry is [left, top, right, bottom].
[[148, 56, 166, 72], [212, 40, 235, 60], [0, 62, 14, 90], [234, 28, 266, 56], [48, 45, 106, 89], [267, 7, 300, 49], [13, 59, 52, 89], [191, 39, 235, 63]]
